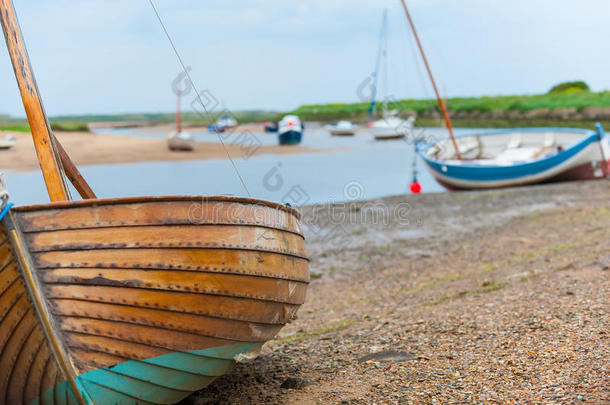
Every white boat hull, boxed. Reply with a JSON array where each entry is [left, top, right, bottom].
[[167, 132, 195, 151], [418, 128, 610, 190]]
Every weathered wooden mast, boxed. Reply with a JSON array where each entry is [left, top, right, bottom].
[[0, 0, 96, 200], [399, 0, 462, 160]]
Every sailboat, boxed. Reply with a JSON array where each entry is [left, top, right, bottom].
[[167, 92, 195, 151], [368, 9, 415, 141], [0, 2, 309, 404], [396, 0, 610, 190]]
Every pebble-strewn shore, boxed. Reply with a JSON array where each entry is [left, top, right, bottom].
[[185, 180, 609, 404]]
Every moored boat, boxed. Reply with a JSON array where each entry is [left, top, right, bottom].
[[370, 112, 414, 140], [326, 120, 358, 136], [278, 115, 303, 145], [366, 9, 417, 141], [0, 133, 16, 149], [167, 92, 195, 152], [0, 195, 309, 404], [0, 1, 310, 404], [263, 121, 279, 133], [417, 126, 610, 190]]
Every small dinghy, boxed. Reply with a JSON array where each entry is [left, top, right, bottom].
[[0, 133, 16, 149], [278, 115, 303, 145], [326, 120, 358, 136], [0, 1, 309, 404], [417, 126, 610, 190], [167, 92, 194, 151], [167, 131, 194, 151]]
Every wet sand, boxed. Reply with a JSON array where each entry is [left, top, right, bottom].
[[185, 180, 610, 404], [0, 125, 320, 172]]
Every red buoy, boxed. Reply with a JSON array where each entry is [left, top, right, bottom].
[[410, 181, 422, 194]]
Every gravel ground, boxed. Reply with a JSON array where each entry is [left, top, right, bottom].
[[184, 180, 609, 404]]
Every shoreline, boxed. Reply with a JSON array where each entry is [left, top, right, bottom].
[[0, 124, 322, 172], [190, 180, 610, 403]]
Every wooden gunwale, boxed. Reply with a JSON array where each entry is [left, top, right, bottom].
[[12, 195, 301, 219], [4, 213, 87, 405]]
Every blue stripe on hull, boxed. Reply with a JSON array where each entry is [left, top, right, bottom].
[[31, 342, 263, 405]]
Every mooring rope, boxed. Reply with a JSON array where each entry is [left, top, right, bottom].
[[147, 0, 251, 197]]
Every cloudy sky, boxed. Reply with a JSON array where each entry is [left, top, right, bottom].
[[1, 0, 609, 117]]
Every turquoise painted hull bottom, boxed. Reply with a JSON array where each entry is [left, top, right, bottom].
[[30, 343, 263, 405]]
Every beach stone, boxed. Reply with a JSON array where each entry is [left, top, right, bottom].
[[280, 377, 311, 389], [358, 350, 415, 363]]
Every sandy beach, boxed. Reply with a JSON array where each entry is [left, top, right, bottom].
[[0, 125, 321, 172], [185, 180, 609, 404]]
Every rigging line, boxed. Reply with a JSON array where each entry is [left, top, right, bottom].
[[147, 0, 251, 197]]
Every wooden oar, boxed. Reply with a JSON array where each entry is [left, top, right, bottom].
[[0, 0, 95, 201], [399, 0, 462, 160]]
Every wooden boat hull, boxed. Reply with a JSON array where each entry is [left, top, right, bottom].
[[0, 196, 309, 404], [418, 128, 610, 190]]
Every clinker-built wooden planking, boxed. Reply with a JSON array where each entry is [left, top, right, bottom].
[[0, 196, 309, 404]]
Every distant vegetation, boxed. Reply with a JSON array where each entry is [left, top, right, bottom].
[[0, 110, 281, 133], [548, 81, 590, 94], [50, 110, 282, 125], [3, 84, 610, 131], [292, 88, 610, 128]]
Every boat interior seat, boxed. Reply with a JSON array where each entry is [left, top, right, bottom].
[[495, 147, 539, 164], [457, 137, 479, 154], [506, 133, 522, 149]]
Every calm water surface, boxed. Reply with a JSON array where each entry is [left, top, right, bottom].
[[3, 125, 474, 206]]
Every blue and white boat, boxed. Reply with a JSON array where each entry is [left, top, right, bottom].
[[278, 115, 303, 145], [417, 125, 610, 190]]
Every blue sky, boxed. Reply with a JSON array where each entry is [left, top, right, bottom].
[[1, 0, 609, 116]]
